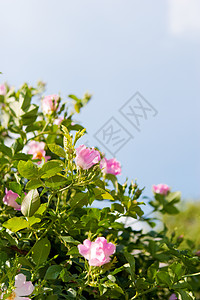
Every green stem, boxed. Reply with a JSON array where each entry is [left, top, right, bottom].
[[58, 183, 73, 193], [25, 220, 54, 259], [47, 193, 54, 207], [26, 121, 51, 143], [131, 287, 157, 299], [183, 271, 200, 277], [56, 194, 61, 214]]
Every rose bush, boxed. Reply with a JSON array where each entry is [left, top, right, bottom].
[[0, 81, 199, 299]]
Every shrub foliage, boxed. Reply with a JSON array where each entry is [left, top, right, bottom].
[[0, 82, 199, 299]]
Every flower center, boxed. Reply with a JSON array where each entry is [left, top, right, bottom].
[[7, 292, 16, 300], [35, 151, 43, 160]]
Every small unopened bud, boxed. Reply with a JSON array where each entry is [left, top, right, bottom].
[[177, 235, 184, 243], [195, 250, 200, 257]]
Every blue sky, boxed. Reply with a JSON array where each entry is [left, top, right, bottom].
[[0, 0, 199, 203]]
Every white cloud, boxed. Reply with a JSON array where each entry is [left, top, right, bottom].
[[168, 0, 200, 36]]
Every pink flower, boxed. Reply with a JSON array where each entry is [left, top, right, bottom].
[[3, 188, 21, 211], [1, 273, 34, 299], [54, 116, 64, 125], [169, 294, 177, 300], [0, 84, 6, 95], [152, 184, 170, 195], [42, 94, 60, 115], [75, 145, 101, 170], [78, 237, 116, 266], [28, 141, 51, 164], [100, 158, 121, 175]]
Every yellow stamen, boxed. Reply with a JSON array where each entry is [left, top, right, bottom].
[[7, 292, 16, 300], [35, 151, 43, 160]]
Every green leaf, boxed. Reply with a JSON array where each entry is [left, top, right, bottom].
[[46, 296, 58, 300], [48, 144, 66, 158], [169, 262, 185, 281], [107, 275, 116, 282], [34, 203, 47, 215], [18, 160, 38, 179], [0, 157, 9, 165], [18, 257, 34, 268], [13, 153, 32, 161], [45, 175, 68, 189], [61, 236, 80, 245], [26, 179, 43, 190], [0, 252, 7, 265], [148, 240, 157, 256], [9, 182, 22, 195], [166, 191, 181, 204], [3, 231, 18, 246], [162, 204, 179, 215], [12, 137, 24, 153], [0, 144, 12, 158], [124, 252, 135, 282], [67, 288, 77, 298], [172, 281, 191, 290], [32, 237, 51, 266], [21, 189, 40, 217], [94, 179, 106, 190], [3, 217, 29, 232], [156, 271, 172, 287], [93, 188, 114, 200], [21, 105, 38, 125], [178, 290, 195, 300], [147, 261, 159, 282], [26, 123, 42, 133], [103, 282, 124, 295], [111, 203, 124, 214], [68, 94, 80, 101], [39, 160, 64, 178], [19, 85, 31, 112], [105, 174, 118, 190], [27, 216, 41, 226], [69, 192, 88, 208], [67, 246, 80, 255], [44, 265, 62, 280]]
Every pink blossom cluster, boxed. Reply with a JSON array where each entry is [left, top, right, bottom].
[[42, 94, 60, 115], [1, 273, 34, 300], [75, 145, 121, 175], [3, 188, 21, 211], [152, 183, 170, 195], [78, 237, 116, 266], [28, 141, 51, 164]]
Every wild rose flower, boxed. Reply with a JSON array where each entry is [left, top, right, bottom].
[[152, 183, 170, 195], [54, 116, 64, 125], [28, 141, 50, 164], [1, 273, 34, 300], [3, 188, 21, 211], [0, 84, 6, 95], [169, 294, 177, 300], [78, 237, 116, 266], [42, 94, 60, 115], [75, 145, 101, 170], [100, 158, 121, 175]]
